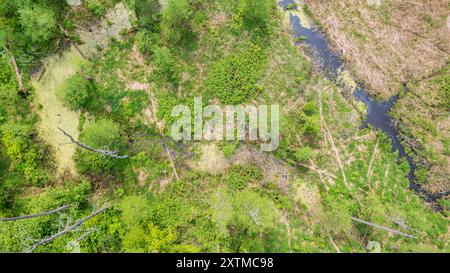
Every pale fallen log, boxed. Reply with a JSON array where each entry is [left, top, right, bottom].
[[1, 205, 71, 222], [297, 162, 337, 180], [10, 55, 26, 94], [351, 217, 416, 239], [58, 127, 129, 159], [387, 216, 418, 233]]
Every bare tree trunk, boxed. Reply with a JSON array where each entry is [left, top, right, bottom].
[[10, 55, 27, 94], [351, 217, 416, 239], [58, 127, 129, 159], [148, 94, 180, 180], [1, 205, 71, 222], [25, 206, 110, 253]]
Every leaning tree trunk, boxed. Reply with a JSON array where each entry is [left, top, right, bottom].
[[10, 55, 27, 95]]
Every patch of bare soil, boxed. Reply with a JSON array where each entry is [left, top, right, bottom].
[[230, 146, 293, 193], [189, 143, 230, 175], [304, 0, 450, 98]]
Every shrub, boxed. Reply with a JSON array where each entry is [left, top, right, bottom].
[[126, 0, 162, 30], [301, 114, 321, 137], [294, 146, 313, 162], [63, 74, 96, 110], [75, 119, 125, 175], [85, 0, 108, 18], [0, 122, 50, 184], [162, 0, 194, 45], [226, 164, 263, 191], [205, 44, 268, 104], [220, 141, 239, 158], [18, 4, 56, 43], [152, 46, 178, 84], [135, 30, 160, 56], [300, 101, 320, 137], [239, 0, 274, 29]]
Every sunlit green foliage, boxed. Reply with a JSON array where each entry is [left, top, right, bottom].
[[162, 0, 194, 46], [74, 119, 126, 175], [205, 43, 268, 104], [63, 74, 97, 110], [226, 164, 262, 191]]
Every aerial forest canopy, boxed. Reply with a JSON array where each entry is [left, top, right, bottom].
[[0, 0, 448, 253]]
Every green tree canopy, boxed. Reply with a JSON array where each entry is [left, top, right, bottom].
[[18, 4, 57, 43]]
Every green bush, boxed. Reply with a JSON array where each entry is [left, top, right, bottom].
[[135, 30, 160, 56], [205, 43, 268, 104], [294, 146, 313, 162], [220, 141, 239, 158], [239, 0, 274, 29], [0, 122, 50, 184], [18, 4, 57, 43], [226, 164, 263, 191], [75, 119, 126, 175], [152, 46, 178, 84], [63, 74, 96, 110], [300, 101, 320, 137], [85, 0, 109, 18], [162, 0, 194, 46], [126, 0, 162, 30]]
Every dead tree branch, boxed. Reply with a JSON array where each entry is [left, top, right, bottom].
[[58, 127, 129, 159], [1, 205, 71, 222], [297, 162, 338, 180], [387, 216, 418, 233], [58, 24, 88, 60], [25, 206, 110, 253], [351, 217, 416, 239], [73, 231, 92, 243], [148, 95, 180, 180]]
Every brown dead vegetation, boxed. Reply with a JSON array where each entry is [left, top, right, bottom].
[[304, 0, 450, 98]]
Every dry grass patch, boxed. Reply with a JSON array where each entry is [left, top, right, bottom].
[[304, 0, 450, 98], [189, 143, 230, 175]]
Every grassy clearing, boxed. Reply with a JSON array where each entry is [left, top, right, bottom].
[[392, 65, 450, 196], [33, 49, 85, 174]]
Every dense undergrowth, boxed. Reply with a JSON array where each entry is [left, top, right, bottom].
[[0, 0, 448, 253]]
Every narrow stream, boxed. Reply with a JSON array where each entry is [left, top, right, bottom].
[[279, 0, 445, 207]]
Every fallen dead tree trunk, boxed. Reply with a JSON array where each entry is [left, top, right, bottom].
[[58, 127, 129, 159], [10, 55, 27, 95], [58, 24, 88, 60], [351, 217, 416, 239], [25, 206, 110, 253], [0, 205, 71, 222]]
